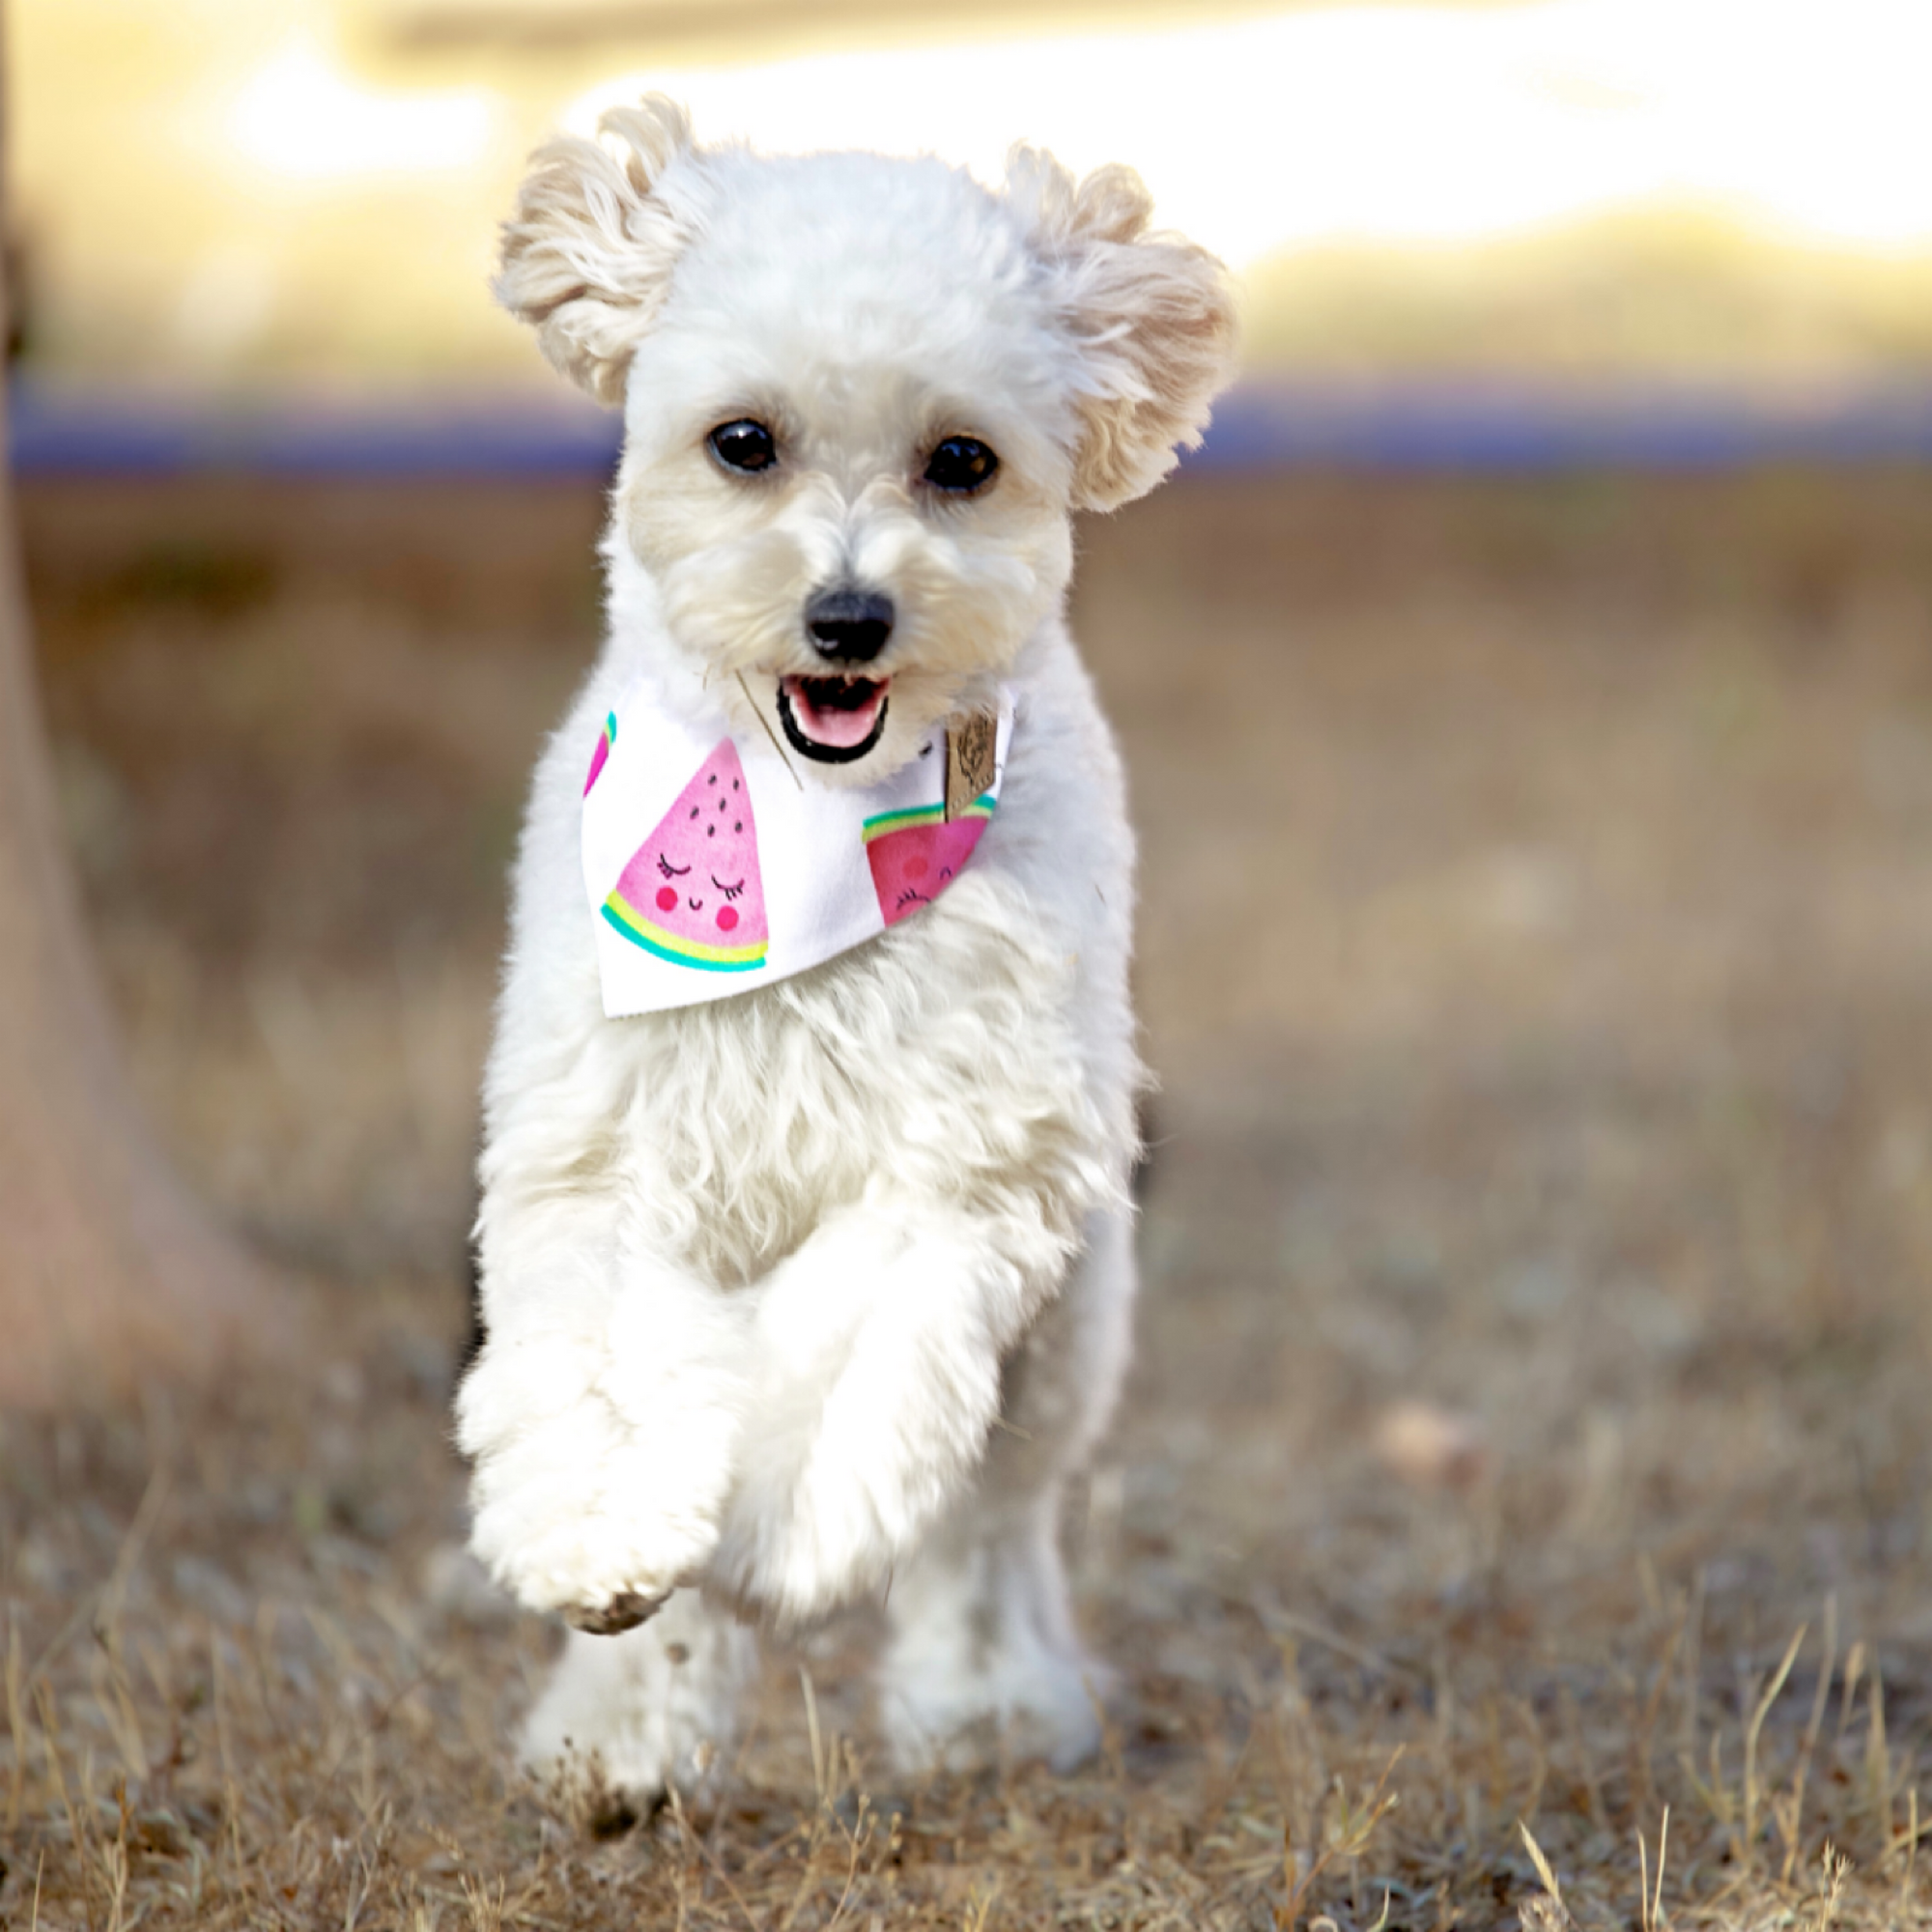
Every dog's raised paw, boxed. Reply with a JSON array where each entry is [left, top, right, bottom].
[[565, 1589, 668, 1636]]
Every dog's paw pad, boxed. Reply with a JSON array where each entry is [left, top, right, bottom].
[[565, 1589, 668, 1636]]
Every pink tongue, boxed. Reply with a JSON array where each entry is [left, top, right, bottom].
[[783, 676, 886, 749]]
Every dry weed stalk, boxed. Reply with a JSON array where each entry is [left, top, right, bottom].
[[960, 1883, 1000, 1932], [6, 1618, 30, 1833], [1517, 1820, 1575, 1932], [1739, 1623, 1804, 1872], [1861, 1662, 1895, 1849], [458, 1868, 506, 1932], [1636, 1804, 1669, 1932], [1275, 1747, 1402, 1931], [1813, 1841, 1850, 1932], [1776, 1598, 1838, 1886]]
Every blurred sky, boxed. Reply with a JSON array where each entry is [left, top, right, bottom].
[[13, 0, 1932, 393]]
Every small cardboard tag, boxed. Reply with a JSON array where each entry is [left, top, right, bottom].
[[945, 713, 998, 821]]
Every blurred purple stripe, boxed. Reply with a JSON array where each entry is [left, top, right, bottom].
[[1187, 382, 1932, 471], [10, 379, 1932, 475], [8, 385, 624, 477]]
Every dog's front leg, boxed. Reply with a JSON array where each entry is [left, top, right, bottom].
[[709, 1191, 1072, 1625], [457, 1197, 751, 1632]]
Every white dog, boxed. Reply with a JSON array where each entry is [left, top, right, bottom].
[[455, 98, 1235, 1817]]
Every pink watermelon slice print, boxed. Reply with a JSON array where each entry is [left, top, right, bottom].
[[863, 793, 996, 927], [582, 711, 617, 796], [602, 739, 769, 971]]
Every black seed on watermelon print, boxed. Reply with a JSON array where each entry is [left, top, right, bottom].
[[709, 774, 718, 784], [707, 825, 715, 837], [690, 807, 698, 819], [733, 821, 742, 832]]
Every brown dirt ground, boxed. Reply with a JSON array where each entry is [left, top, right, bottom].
[[6, 469, 1932, 1930]]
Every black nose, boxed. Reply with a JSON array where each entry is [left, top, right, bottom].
[[806, 587, 895, 665]]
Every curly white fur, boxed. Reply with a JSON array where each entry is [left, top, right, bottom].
[[457, 98, 1236, 1811]]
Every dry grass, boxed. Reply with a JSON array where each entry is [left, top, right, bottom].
[[6, 470, 1932, 1929]]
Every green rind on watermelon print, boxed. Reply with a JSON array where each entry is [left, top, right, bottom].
[[602, 893, 767, 971], [863, 802, 941, 843], [861, 792, 997, 844], [863, 794, 999, 929], [603, 736, 769, 973]]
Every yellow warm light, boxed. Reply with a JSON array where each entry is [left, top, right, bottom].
[[567, 0, 1932, 265], [11, 0, 1931, 384], [226, 32, 499, 181]]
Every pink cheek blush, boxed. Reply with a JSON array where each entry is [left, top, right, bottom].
[[600, 737, 769, 971]]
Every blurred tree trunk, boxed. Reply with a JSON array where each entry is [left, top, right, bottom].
[[0, 44, 275, 1409]]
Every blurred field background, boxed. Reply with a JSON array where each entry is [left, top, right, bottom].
[[7, 3, 1932, 1929]]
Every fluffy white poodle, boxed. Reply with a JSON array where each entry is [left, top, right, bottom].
[[455, 97, 1236, 1816]]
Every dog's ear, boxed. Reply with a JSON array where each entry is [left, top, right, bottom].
[[497, 97, 695, 406], [1007, 147, 1238, 512]]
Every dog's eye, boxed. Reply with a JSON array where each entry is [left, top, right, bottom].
[[923, 436, 998, 494], [708, 419, 778, 473]]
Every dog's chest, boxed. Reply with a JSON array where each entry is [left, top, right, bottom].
[[625, 1014, 873, 1287], [610, 884, 1061, 1287]]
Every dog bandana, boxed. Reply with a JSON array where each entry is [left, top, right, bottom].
[[582, 675, 1013, 1016]]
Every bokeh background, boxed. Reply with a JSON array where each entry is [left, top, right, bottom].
[[11, 3, 1932, 1927]]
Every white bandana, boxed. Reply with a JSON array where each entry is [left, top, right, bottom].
[[581, 677, 1014, 1016]]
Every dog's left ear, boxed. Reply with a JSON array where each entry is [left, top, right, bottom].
[[497, 97, 696, 406], [1007, 148, 1239, 512]]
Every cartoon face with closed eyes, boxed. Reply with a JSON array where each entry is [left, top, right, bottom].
[[600, 739, 771, 972]]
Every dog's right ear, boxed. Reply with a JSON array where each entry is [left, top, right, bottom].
[[1007, 145, 1238, 513], [497, 97, 695, 407]]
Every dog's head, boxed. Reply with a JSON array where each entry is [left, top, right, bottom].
[[499, 99, 1236, 779]]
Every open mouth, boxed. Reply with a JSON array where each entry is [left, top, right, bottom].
[[777, 674, 891, 764]]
